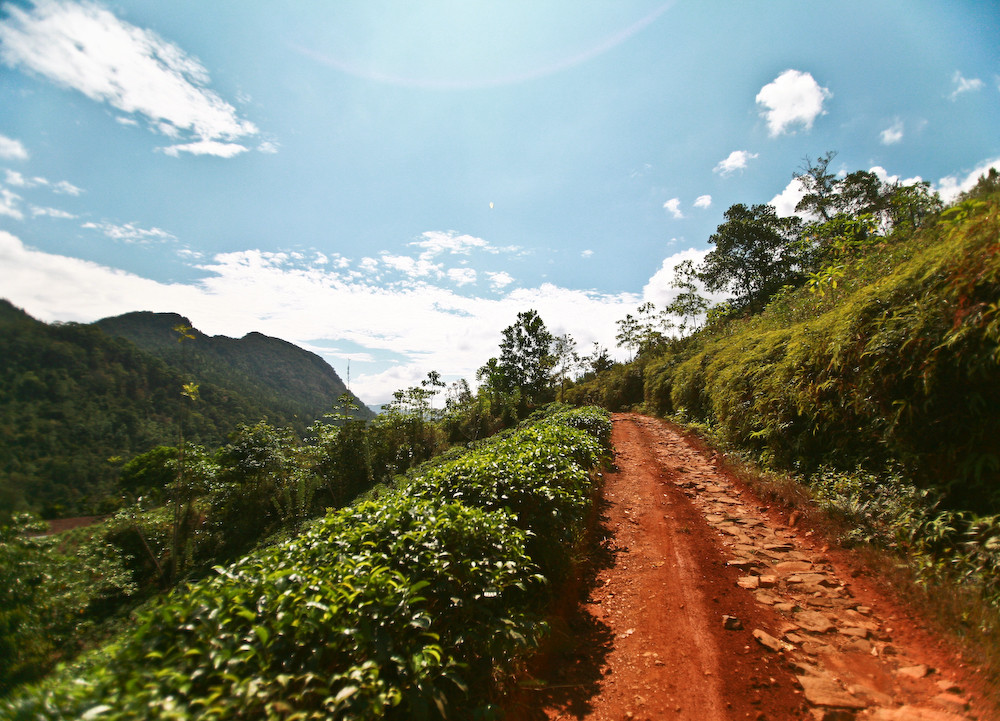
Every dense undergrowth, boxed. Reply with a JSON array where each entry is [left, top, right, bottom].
[[1, 407, 611, 720], [644, 189, 999, 508], [570, 177, 1000, 623]]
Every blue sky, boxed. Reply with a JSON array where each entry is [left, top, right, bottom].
[[1, 0, 998, 404]]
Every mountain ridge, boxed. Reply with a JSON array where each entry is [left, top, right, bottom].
[[0, 301, 372, 516]]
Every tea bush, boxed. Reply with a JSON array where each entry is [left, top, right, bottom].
[[3, 407, 610, 720]]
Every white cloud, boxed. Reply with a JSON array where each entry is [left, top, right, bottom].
[[714, 150, 758, 176], [642, 247, 727, 310], [447, 267, 477, 286], [756, 69, 831, 137], [486, 271, 514, 290], [936, 157, 1000, 203], [3, 170, 31, 187], [0, 188, 25, 219], [949, 71, 983, 100], [663, 197, 683, 219], [3, 170, 83, 196], [0, 133, 29, 160], [880, 119, 904, 145], [52, 179, 83, 195], [82, 220, 177, 243], [161, 140, 250, 158], [30, 205, 76, 219], [380, 253, 442, 279], [0, 0, 259, 153], [411, 230, 491, 258], [693, 194, 712, 209], [257, 140, 280, 154], [769, 177, 808, 218], [868, 166, 923, 188], [0, 229, 203, 322], [581, 249, 594, 258]]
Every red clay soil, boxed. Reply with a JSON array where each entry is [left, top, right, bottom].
[[505, 413, 989, 721], [34, 515, 107, 535]]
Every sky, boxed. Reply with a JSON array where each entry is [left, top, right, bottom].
[[1, 0, 998, 405]]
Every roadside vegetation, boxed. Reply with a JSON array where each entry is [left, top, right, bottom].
[[570, 156, 1000, 689], [1, 407, 611, 718]]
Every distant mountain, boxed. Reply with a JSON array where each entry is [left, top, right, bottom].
[[0, 301, 371, 517], [94, 311, 373, 427]]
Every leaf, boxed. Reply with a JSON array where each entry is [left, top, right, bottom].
[[334, 685, 359, 703]]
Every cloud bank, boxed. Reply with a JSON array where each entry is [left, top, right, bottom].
[[0, 229, 666, 401]]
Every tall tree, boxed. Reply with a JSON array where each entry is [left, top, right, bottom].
[[615, 313, 640, 362], [698, 203, 804, 311], [552, 332, 580, 402], [665, 259, 711, 333], [794, 151, 839, 221], [498, 310, 555, 404]]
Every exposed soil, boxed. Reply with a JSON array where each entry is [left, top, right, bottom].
[[34, 515, 107, 535], [506, 413, 989, 721]]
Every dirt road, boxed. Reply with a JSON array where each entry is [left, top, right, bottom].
[[508, 413, 986, 721]]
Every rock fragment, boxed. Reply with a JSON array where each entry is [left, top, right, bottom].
[[722, 614, 743, 630], [795, 673, 867, 709]]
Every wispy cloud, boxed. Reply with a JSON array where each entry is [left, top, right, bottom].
[[82, 220, 177, 243], [756, 69, 831, 136], [380, 253, 442, 279], [160, 140, 250, 158], [663, 197, 683, 219], [4, 169, 83, 195], [0, 188, 24, 219], [411, 230, 492, 257], [949, 71, 983, 100], [581, 249, 594, 258], [53, 179, 83, 195], [30, 205, 76, 219], [880, 119, 904, 145], [0, 0, 261, 156], [714, 150, 758, 176], [0, 133, 29, 160], [693, 194, 712, 209]]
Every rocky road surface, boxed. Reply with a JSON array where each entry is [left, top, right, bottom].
[[508, 413, 989, 721]]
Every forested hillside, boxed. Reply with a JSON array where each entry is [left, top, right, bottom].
[[95, 311, 373, 428], [0, 303, 367, 516], [573, 162, 999, 514]]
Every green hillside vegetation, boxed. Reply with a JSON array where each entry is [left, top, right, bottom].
[[0, 305, 368, 517], [571, 161, 1000, 608], [2, 407, 611, 719], [95, 311, 373, 429], [0, 303, 606, 697]]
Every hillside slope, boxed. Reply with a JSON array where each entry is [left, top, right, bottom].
[[94, 311, 373, 426], [637, 185, 1000, 513], [0, 303, 370, 516]]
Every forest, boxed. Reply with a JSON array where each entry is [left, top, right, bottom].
[[1, 153, 998, 717]]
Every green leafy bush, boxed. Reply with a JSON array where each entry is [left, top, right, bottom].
[[3, 408, 611, 719]]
